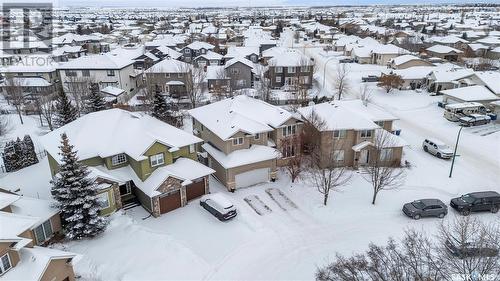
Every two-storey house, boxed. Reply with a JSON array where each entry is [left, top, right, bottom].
[[0, 192, 77, 281], [40, 109, 214, 217], [144, 58, 192, 98], [180, 41, 215, 62], [189, 95, 302, 191], [266, 50, 314, 90], [297, 100, 406, 168]]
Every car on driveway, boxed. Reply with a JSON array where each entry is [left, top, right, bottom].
[[445, 238, 499, 258], [361, 75, 379, 82], [450, 191, 500, 216], [200, 193, 237, 221], [422, 138, 454, 159], [402, 199, 448, 219]]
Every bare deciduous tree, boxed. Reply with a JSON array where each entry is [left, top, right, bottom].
[[34, 89, 56, 131], [63, 76, 94, 115], [304, 110, 352, 205], [317, 218, 500, 281], [377, 73, 404, 93], [334, 64, 350, 100], [180, 64, 206, 108], [361, 130, 406, 205], [254, 64, 273, 102], [2, 77, 25, 124], [358, 84, 372, 106], [280, 134, 304, 183]]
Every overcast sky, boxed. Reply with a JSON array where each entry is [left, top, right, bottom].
[[0, 0, 477, 8]]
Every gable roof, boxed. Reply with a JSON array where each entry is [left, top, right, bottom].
[[189, 95, 295, 140], [440, 85, 499, 102], [426, 45, 463, 54], [145, 58, 191, 73], [297, 100, 397, 131], [58, 52, 134, 70], [40, 109, 202, 164]]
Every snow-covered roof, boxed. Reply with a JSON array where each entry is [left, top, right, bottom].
[[225, 57, 254, 69], [145, 58, 191, 73], [185, 41, 215, 50], [154, 46, 182, 59], [101, 86, 125, 97], [426, 45, 463, 54], [4, 246, 77, 281], [390, 54, 429, 66], [195, 50, 223, 61], [476, 71, 500, 95], [58, 52, 134, 70], [225, 46, 259, 59], [40, 109, 202, 164], [0, 212, 38, 240], [0, 77, 51, 87], [429, 68, 474, 83], [0, 192, 20, 209], [202, 143, 278, 169], [267, 50, 313, 67], [9, 196, 58, 226], [441, 85, 499, 102], [297, 100, 396, 131], [189, 95, 296, 141]]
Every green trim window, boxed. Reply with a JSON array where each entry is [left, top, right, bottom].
[[33, 220, 53, 245], [97, 192, 110, 209], [0, 253, 12, 275], [111, 153, 127, 166], [150, 153, 164, 167]]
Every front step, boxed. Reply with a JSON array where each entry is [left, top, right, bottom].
[[122, 201, 140, 210]]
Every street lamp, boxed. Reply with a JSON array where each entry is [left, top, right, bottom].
[[449, 125, 464, 178]]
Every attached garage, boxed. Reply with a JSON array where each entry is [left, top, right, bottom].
[[186, 178, 206, 201], [159, 190, 181, 214], [235, 168, 269, 188]]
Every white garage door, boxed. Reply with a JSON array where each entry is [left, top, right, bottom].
[[235, 168, 269, 188]]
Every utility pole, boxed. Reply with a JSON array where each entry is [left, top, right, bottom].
[[449, 125, 464, 178]]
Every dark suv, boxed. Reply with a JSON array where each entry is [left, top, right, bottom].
[[450, 191, 500, 216], [445, 239, 499, 259], [402, 199, 448, 220]]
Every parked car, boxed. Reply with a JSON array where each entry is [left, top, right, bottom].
[[422, 138, 454, 159], [402, 199, 448, 219], [361, 75, 379, 82], [339, 58, 354, 63], [200, 193, 237, 221], [445, 238, 499, 258], [450, 191, 500, 216], [459, 114, 491, 127]]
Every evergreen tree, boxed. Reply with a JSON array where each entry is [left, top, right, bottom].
[[54, 90, 78, 128], [51, 133, 107, 240], [151, 92, 169, 122], [23, 135, 38, 166], [2, 140, 19, 172], [85, 83, 106, 113]]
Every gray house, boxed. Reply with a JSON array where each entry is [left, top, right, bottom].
[[224, 57, 254, 91]]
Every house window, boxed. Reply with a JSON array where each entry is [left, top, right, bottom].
[[97, 192, 110, 209], [184, 49, 190, 54], [288, 67, 296, 73], [178, 73, 184, 78], [106, 70, 115, 76], [300, 66, 310, 72], [165, 73, 171, 78], [276, 76, 282, 83], [111, 153, 127, 166], [380, 148, 393, 161], [360, 130, 373, 138], [189, 144, 195, 153], [232, 137, 244, 145], [283, 144, 296, 158], [230, 68, 240, 75], [65, 70, 77, 77], [33, 219, 53, 245], [282, 125, 296, 137], [0, 254, 12, 275], [375, 121, 384, 127], [300, 76, 310, 84], [254, 133, 260, 140], [150, 153, 164, 167], [333, 150, 345, 162], [275, 67, 283, 73], [82, 70, 90, 77], [333, 130, 346, 139]]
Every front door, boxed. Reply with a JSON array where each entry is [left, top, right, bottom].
[[120, 181, 132, 196], [359, 150, 370, 165]]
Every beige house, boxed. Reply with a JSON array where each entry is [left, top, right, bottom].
[[388, 54, 434, 69], [0, 192, 77, 281], [189, 95, 303, 191], [297, 100, 406, 168]]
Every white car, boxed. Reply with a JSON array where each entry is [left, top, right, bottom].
[[200, 193, 237, 221], [422, 138, 454, 159]]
